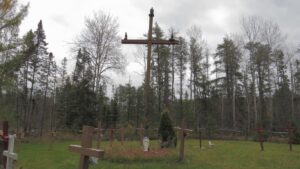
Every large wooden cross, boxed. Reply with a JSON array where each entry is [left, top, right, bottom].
[[174, 123, 192, 161], [122, 8, 178, 134], [69, 126, 104, 169]]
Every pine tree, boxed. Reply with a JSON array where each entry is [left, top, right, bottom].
[[174, 36, 188, 122], [215, 37, 241, 128]]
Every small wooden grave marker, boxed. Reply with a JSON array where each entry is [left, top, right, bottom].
[[69, 126, 104, 169], [94, 122, 104, 149], [0, 121, 9, 168], [3, 134, 17, 169], [48, 131, 56, 150], [286, 123, 294, 151], [256, 127, 265, 151], [197, 128, 205, 149], [120, 127, 124, 146], [136, 125, 145, 146], [174, 125, 192, 161], [109, 128, 118, 148]]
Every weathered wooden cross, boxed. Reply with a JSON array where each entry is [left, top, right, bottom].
[[197, 127, 205, 149], [108, 128, 118, 148], [3, 134, 17, 169], [136, 125, 145, 146], [69, 126, 104, 169], [122, 8, 178, 135], [94, 121, 104, 149], [174, 124, 192, 161], [286, 123, 294, 151], [0, 121, 8, 168], [119, 127, 125, 146], [256, 127, 265, 151], [48, 131, 57, 150]]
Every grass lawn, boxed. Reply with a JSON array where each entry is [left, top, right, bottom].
[[14, 139, 300, 169]]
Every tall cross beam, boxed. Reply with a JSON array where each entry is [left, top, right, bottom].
[[122, 8, 178, 135]]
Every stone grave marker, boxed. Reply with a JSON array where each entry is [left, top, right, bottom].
[[143, 137, 150, 152]]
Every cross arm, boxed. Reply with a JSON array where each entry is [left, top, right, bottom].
[[174, 127, 193, 133], [121, 39, 178, 45], [3, 151, 17, 160], [69, 145, 104, 158]]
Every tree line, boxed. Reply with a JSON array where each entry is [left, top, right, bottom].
[[1, 0, 300, 137]]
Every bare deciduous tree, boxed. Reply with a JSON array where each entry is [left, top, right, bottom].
[[74, 11, 125, 93]]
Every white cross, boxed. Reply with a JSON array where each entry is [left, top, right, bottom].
[[3, 134, 17, 169]]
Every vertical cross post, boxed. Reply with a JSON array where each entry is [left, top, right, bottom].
[[3, 134, 17, 169], [109, 128, 115, 148], [286, 123, 294, 151], [69, 126, 104, 169], [174, 121, 192, 161], [95, 122, 104, 149], [136, 125, 145, 146], [120, 127, 124, 146], [197, 128, 203, 149], [122, 8, 178, 137], [256, 127, 264, 151]]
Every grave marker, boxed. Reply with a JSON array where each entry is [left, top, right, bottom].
[[0, 121, 8, 168], [69, 126, 104, 169], [256, 127, 265, 151], [286, 123, 294, 151], [174, 121, 192, 161], [136, 125, 145, 146], [3, 134, 17, 169], [94, 122, 104, 149]]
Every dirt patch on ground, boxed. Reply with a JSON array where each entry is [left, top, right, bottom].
[[107, 148, 173, 159]]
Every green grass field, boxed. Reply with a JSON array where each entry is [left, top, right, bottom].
[[13, 139, 300, 169]]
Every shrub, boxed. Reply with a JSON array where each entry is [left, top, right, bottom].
[[158, 109, 176, 148]]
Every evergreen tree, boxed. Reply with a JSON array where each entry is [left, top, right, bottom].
[[158, 109, 176, 148]]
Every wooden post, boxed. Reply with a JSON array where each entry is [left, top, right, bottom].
[[198, 128, 204, 149], [109, 128, 114, 148], [94, 122, 104, 149], [3, 134, 17, 169], [136, 126, 145, 146], [256, 127, 264, 151], [69, 126, 104, 169], [120, 127, 124, 146], [48, 131, 56, 150], [174, 124, 192, 161], [286, 123, 294, 151]]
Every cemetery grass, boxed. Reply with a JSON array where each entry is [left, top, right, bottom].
[[15, 139, 300, 169]]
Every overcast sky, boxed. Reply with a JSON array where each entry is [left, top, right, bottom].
[[18, 0, 300, 88]]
